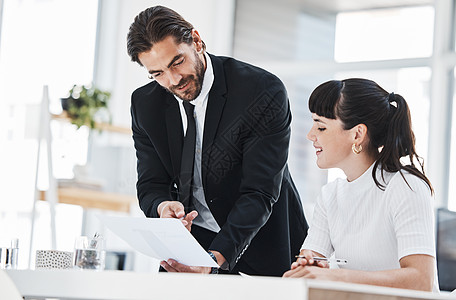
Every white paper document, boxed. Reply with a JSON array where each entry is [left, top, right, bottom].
[[99, 215, 218, 268]]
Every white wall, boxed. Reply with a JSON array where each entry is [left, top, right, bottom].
[[233, 0, 337, 219]]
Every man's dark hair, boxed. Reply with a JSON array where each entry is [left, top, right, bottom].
[[127, 6, 204, 66]]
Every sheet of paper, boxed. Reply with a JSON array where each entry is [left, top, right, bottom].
[[98, 215, 218, 268]]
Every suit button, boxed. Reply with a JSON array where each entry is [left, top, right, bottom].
[[209, 197, 217, 203]]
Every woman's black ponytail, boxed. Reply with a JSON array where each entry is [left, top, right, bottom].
[[373, 92, 432, 193]]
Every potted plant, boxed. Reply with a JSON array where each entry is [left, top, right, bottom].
[[61, 84, 111, 130]]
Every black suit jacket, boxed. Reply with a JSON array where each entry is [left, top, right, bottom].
[[130, 54, 308, 276]]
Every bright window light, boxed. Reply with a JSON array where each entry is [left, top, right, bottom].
[[335, 6, 434, 62], [0, 0, 98, 267]]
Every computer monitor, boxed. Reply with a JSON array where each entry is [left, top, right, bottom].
[[436, 208, 456, 291], [104, 251, 134, 271]]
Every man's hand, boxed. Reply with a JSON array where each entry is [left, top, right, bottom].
[[157, 201, 198, 231], [182, 210, 198, 231], [157, 201, 185, 218], [160, 259, 211, 274]]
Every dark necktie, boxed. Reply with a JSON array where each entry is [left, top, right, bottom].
[[180, 101, 196, 210]]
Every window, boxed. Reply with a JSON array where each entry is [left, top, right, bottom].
[[0, 0, 99, 267], [330, 7, 434, 182], [335, 6, 434, 62], [0, 0, 98, 107]]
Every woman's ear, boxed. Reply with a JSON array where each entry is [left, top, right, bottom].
[[353, 123, 368, 145]]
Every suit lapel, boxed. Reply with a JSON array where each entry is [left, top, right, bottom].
[[165, 94, 184, 178], [202, 55, 228, 184]]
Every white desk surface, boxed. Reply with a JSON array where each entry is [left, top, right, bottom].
[[5, 269, 456, 300], [5, 269, 305, 300]]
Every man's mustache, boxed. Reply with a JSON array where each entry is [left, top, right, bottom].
[[170, 76, 193, 91]]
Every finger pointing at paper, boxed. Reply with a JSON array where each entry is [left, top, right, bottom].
[[157, 201, 198, 231], [182, 210, 198, 231]]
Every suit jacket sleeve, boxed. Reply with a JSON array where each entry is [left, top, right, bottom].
[[131, 92, 174, 218], [209, 72, 292, 269]]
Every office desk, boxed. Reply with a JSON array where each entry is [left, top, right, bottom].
[[5, 269, 304, 300], [5, 269, 455, 300], [306, 280, 455, 300]]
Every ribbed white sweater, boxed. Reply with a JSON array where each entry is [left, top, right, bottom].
[[303, 163, 439, 292]]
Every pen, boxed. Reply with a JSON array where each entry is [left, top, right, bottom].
[[294, 256, 348, 265]]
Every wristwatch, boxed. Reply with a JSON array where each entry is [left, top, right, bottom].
[[207, 251, 219, 274]]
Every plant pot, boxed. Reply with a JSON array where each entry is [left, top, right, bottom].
[[60, 97, 70, 111], [61, 97, 84, 112]]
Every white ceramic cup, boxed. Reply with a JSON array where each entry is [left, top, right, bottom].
[[35, 250, 73, 269]]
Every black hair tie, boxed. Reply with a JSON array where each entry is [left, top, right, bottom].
[[388, 92, 395, 102]]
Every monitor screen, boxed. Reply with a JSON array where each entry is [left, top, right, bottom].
[[436, 208, 456, 291]]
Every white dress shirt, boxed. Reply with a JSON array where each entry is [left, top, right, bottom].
[[174, 52, 220, 233]]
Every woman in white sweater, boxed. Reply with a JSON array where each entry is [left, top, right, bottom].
[[283, 78, 438, 292]]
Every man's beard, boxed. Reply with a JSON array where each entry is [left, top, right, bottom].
[[168, 51, 205, 101]]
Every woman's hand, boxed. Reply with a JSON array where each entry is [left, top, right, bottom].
[[284, 254, 435, 292], [283, 265, 341, 280], [291, 249, 329, 269]]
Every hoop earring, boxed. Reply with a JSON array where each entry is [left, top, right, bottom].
[[352, 144, 362, 155]]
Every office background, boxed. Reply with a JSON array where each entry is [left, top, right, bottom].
[[0, 0, 455, 271]]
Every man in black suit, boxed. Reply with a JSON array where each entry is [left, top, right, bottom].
[[127, 5, 307, 276]]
